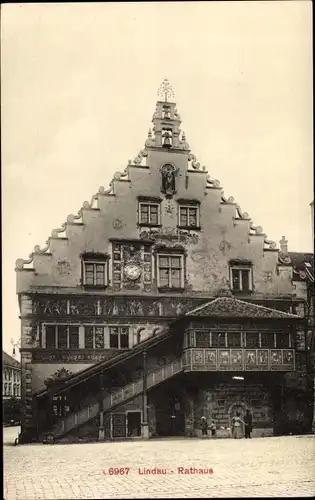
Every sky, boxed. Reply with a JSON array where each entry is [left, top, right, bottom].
[[1, 1, 313, 356]]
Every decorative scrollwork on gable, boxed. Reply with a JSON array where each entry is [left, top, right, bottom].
[[44, 367, 73, 387], [133, 149, 148, 166]]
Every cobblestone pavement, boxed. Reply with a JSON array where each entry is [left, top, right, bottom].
[[3, 427, 315, 499]]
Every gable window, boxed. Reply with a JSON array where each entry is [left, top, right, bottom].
[[109, 327, 129, 349], [230, 262, 252, 292], [84, 326, 105, 349], [139, 202, 160, 226], [157, 254, 184, 289], [178, 205, 199, 229], [82, 254, 109, 288], [45, 325, 79, 349]]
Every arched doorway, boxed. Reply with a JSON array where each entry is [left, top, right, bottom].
[[228, 402, 248, 427]]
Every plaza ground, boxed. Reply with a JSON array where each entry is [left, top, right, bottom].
[[3, 426, 315, 499]]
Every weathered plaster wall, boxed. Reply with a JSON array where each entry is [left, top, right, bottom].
[[16, 141, 295, 296]]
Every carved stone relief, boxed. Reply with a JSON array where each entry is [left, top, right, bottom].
[[56, 260, 71, 276]]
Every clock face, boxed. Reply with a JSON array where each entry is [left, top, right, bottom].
[[124, 263, 141, 281]]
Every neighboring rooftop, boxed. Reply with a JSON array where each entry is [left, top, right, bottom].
[[186, 296, 301, 319], [3, 351, 21, 368]]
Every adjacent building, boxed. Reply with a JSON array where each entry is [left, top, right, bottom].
[[16, 81, 313, 443], [3, 351, 21, 399]]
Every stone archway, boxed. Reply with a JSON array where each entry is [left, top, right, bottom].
[[228, 402, 249, 427]]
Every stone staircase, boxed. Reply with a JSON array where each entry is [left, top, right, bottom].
[[51, 357, 183, 439]]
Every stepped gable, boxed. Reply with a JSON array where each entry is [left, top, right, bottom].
[[185, 296, 301, 319], [15, 78, 278, 271]]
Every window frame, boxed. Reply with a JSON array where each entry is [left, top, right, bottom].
[[178, 204, 200, 229], [156, 253, 185, 290], [229, 264, 253, 292], [84, 325, 106, 349], [82, 259, 108, 289], [109, 326, 130, 349], [44, 325, 80, 349], [138, 201, 161, 227]]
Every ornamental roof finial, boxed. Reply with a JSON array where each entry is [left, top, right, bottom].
[[157, 78, 175, 103]]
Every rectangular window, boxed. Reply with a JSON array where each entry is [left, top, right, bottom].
[[139, 203, 160, 226], [227, 332, 242, 348], [276, 332, 290, 349], [69, 326, 79, 349], [246, 332, 260, 348], [230, 266, 252, 292], [83, 261, 107, 287], [211, 332, 226, 348], [179, 205, 199, 228], [57, 325, 68, 349], [109, 327, 130, 349], [45, 325, 79, 349], [195, 331, 210, 348], [84, 326, 105, 349], [157, 254, 184, 289], [46, 326, 56, 349], [261, 333, 274, 348]]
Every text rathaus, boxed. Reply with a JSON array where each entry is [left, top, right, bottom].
[[16, 80, 314, 443]]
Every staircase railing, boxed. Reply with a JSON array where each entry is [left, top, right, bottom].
[[52, 357, 183, 438]]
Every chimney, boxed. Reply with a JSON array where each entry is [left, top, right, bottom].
[[280, 236, 288, 254]]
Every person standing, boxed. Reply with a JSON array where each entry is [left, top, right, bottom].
[[201, 416, 208, 438], [231, 412, 245, 439], [209, 419, 217, 437], [244, 409, 253, 439]]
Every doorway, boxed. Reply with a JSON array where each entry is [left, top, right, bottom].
[[127, 411, 141, 437]]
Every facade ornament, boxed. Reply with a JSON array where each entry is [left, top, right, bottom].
[[145, 129, 155, 147], [112, 218, 124, 230], [157, 78, 175, 102], [51, 223, 67, 238], [278, 254, 292, 265], [34, 241, 50, 254], [160, 164, 179, 198], [264, 238, 277, 250], [235, 205, 249, 219], [206, 174, 221, 188], [179, 132, 190, 151], [188, 153, 201, 170], [15, 255, 34, 270], [250, 222, 264, 235], [56, 260, 71, 276], [133, 149, 148, 166], [219, 240, 231, 255], [44, 368, 73, 387]]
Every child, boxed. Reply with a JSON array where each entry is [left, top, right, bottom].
[[209, 420, 216, 437]]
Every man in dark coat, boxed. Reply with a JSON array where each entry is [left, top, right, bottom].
[[244, 409, 253, 439], [201, 416, 208, 438]]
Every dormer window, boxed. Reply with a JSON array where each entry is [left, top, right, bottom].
[[229, 261, 253, 292], [82, 253, 109, 288], [138, 199, 161, 226]]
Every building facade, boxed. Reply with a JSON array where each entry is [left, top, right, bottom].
[[3, 351, 21, 400], [16, 82, 313, 443]]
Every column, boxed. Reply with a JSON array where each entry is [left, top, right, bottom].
[[142, 351, 149, 438], [98, 373, 105, 441], [184, 392, 195, 437]]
